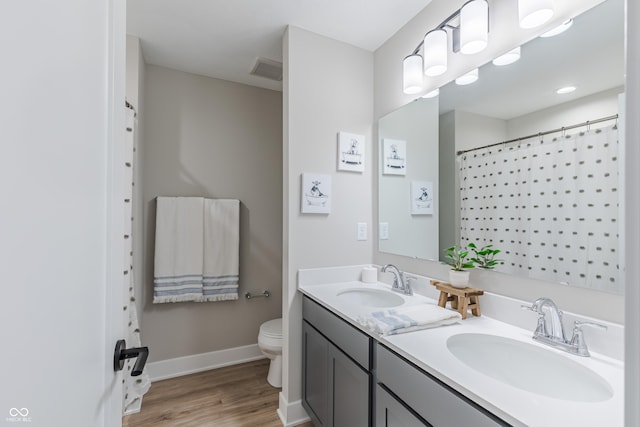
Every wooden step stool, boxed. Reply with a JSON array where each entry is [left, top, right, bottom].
[[430, 280, 483, 320]]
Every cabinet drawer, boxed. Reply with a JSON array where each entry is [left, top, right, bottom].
[[303, 295, 370, 370], [376, 344, 509, 427]]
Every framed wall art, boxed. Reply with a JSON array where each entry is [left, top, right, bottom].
[[383, 139, 407, 175], [301, 173, 332, 214], [411, 181, 434, 215], [337, 131, 365, 172]]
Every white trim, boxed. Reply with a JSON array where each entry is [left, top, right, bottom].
[[625, 0, 640, 425], [104, 0, 127, 426], [277, 392, 311, 427], [146, 344, 265, 382]]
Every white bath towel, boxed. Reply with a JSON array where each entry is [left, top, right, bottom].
[[202, 199, 240, 301], [153, 197, 205, 303], [357, 304, 462, 336]]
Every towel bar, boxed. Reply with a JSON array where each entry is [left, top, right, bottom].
[[245, 290, 270, 299]]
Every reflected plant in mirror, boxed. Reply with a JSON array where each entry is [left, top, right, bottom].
[[468, 243, 502, 270]]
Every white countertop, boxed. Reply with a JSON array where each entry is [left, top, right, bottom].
[[298, 278, 624, 427]]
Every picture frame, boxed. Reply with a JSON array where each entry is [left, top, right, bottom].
[[301, 173, 332, 214], [337, 131, 365, 172], [383, 139, 407, 175], [411, 181, 434, 215]]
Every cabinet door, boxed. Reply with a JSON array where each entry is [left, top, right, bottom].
[[303, 321, 330, 426], [376, 385, 429, 427], [377, 344, 508, 427], [331, 345, 370, 427]]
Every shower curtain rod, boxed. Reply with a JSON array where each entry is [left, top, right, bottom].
[[456, 113, 619, 156]]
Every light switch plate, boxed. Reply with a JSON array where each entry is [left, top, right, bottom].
[[357, 222, 367, 241], [379, 222, 389, 240]]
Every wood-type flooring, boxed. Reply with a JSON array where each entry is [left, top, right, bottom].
[[123, 359, 314, 427]]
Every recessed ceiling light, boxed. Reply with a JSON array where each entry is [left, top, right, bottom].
[[556, 86, 576, 94], [456, 69, 479, 86], [422, 89, 440, 99], [492, 47, 521, 66], [540, 19, 573, 38]]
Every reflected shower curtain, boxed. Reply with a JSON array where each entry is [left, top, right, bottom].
[[459, 124, 621, 293], [123, 106, 151, 414]]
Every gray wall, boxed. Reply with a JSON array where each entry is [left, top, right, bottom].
[[141, 65, 283, 362], [378, 98, 440, 260], [282, 25, 374, 419]]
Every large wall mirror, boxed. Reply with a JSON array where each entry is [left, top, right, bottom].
[[378, 0, 624, 294]]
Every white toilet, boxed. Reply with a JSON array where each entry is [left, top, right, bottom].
[[258, 318, 283, 388]]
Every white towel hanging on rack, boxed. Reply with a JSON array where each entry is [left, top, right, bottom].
[[203, 199, 240, 301], [153, 197, 205, 303]]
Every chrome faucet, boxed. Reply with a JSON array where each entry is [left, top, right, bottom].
[[522, 297, 607, 357], [381, 264, 413, 296], [532, 297, 566, 343]]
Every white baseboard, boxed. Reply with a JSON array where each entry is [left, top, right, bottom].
[[277, 392, 310, 427], [146, 343, 265, 382]]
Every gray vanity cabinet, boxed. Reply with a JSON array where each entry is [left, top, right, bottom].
[[376, 344, 510, 427], [302, 296, 371, 427], [376, 384, 428, 427]]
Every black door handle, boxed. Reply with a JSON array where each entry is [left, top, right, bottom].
[[114, 339, 149, 376]]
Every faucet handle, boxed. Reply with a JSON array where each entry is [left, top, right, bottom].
[[573, 320, 608, 332], [570, 320, 607, 357], [521, 304, 548, 336], [404, 276, 414, 296]]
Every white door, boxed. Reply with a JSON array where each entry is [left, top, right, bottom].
[[0, 1, 128, 426]]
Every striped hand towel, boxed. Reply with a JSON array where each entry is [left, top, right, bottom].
[[202, 199, 240, 301], [153, 197, 204, 303], [357, 304, 461, 336]]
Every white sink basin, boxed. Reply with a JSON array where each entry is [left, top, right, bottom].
[[336, 288, 404, 308], [447, 333, 613, 402]]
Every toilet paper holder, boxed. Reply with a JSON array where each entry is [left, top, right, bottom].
[[245, 290, 270, 299]]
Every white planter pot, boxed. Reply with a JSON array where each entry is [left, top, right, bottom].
[[449, 270, 470, 288]]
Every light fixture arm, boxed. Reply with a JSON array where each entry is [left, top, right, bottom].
[[410, 9, 461, 55], [410, 1, 490, 55]]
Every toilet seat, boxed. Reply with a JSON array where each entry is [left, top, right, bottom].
[[259, 318, 282, 339]]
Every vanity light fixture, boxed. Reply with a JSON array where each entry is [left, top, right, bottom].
[[556, 86, 576, 94], [423, 29, 448, 77], [518, 0, 554, 29], [492, 46, 521, 66], [460, 0, 489, 55], [540, 19, 573, 38], [402, 0, 491, 92], [455, 68, 479, 85], [422, 88, 440, 99], [403, 54, 424, 94]]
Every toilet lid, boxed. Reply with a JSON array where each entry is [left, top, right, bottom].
[[260, 318, 282, 338]]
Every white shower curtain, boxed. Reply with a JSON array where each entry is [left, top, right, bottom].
[[459, 124, 621, 293], [123, 105, 151, 414]]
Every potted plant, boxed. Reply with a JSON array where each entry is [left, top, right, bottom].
[[468, 243, 503, 269], [444, 245, 474, 288]]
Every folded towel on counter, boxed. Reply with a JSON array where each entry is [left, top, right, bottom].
[[202, 199, 240, 301], [357, 304, 462, 336], [153, 197, 205, 303]]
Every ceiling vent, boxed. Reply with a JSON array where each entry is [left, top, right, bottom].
[[250, 57, 283, 81]]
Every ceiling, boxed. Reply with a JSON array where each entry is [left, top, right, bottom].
[[438, 0, 624, 120], [127, 0, 433, 92]]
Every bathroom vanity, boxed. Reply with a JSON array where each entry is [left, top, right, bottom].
[[302, 295, 507, 426], [302, 296, 371, 426], [298, 266, 624, 427]]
